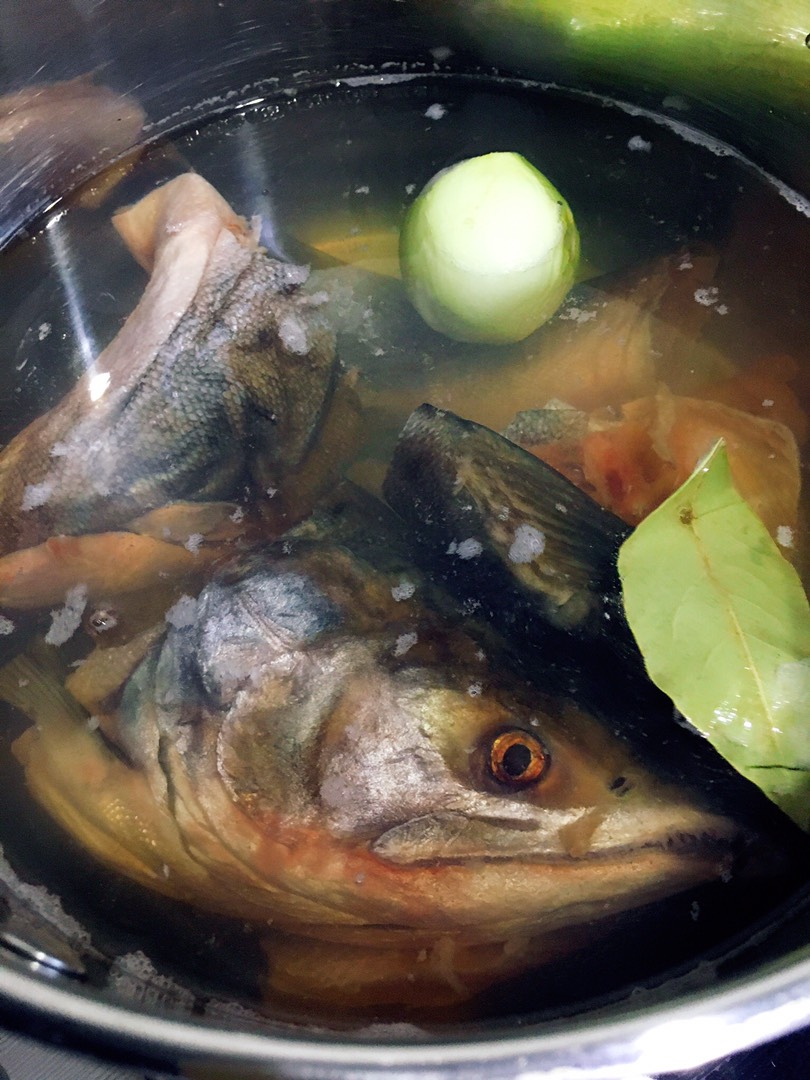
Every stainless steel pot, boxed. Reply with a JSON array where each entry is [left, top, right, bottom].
[[0, 1, 809, 1076]]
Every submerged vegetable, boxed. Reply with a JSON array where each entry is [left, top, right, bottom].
[[400, 152, 579, 343], [618, 441, 810, 829]]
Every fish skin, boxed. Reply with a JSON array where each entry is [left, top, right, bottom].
[[0, 174, 339, 555], [383, 403, 633, 642], [2, 486, 788, 1007]]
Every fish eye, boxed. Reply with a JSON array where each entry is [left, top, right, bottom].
[[487, 729, 548, 787]]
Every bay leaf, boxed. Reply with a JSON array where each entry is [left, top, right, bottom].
[[617, 439, 810, 829]]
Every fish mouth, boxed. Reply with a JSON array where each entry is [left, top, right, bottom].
[[370, 808, 746, 867]]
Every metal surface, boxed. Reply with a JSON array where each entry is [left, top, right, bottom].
[[0, 1026, 809, 1080], [0, 924, 807, 1078], [0, 0, 808, 1076], [0, 1028, 170, 1080]]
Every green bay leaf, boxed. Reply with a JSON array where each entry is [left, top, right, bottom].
[[617, 440, 810, 829]]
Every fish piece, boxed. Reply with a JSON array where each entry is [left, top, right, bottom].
[[0, 527, 235, 611], [381, 405, 666, 782], [0, 486, 795, 1008], [126, 500, 250, 545], [383, 404, 632, 640], [413, 249, 734, 436], [583, 389, 801, 537], [0, 173, 340, 558], [0, 77, 145, 248], [512, 386, 802, 540]]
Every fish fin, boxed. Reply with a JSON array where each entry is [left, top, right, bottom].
[[125, 500, 250, 544], [0, 531, 219, 610], [384, 405, 630, 633], [65, 623, 164, 714], [0, 646, 216, 895], [0, 647, 86, 739]]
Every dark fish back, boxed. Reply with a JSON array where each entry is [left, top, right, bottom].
[[383, 404, 634, 656]]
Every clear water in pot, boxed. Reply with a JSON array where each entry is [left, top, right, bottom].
[[0, 73, 808, 1031]]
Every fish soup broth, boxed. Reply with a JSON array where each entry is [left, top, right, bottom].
[[0, 75, 808, 1025]]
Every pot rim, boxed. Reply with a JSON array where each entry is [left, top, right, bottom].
[[2, 945, 810, 1075], [0, 15, 808, 1072]]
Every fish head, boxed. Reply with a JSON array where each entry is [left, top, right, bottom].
[[311, 668, 757, 936], [8, 525, 799, 1010], [128, 541, 767, 950]]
